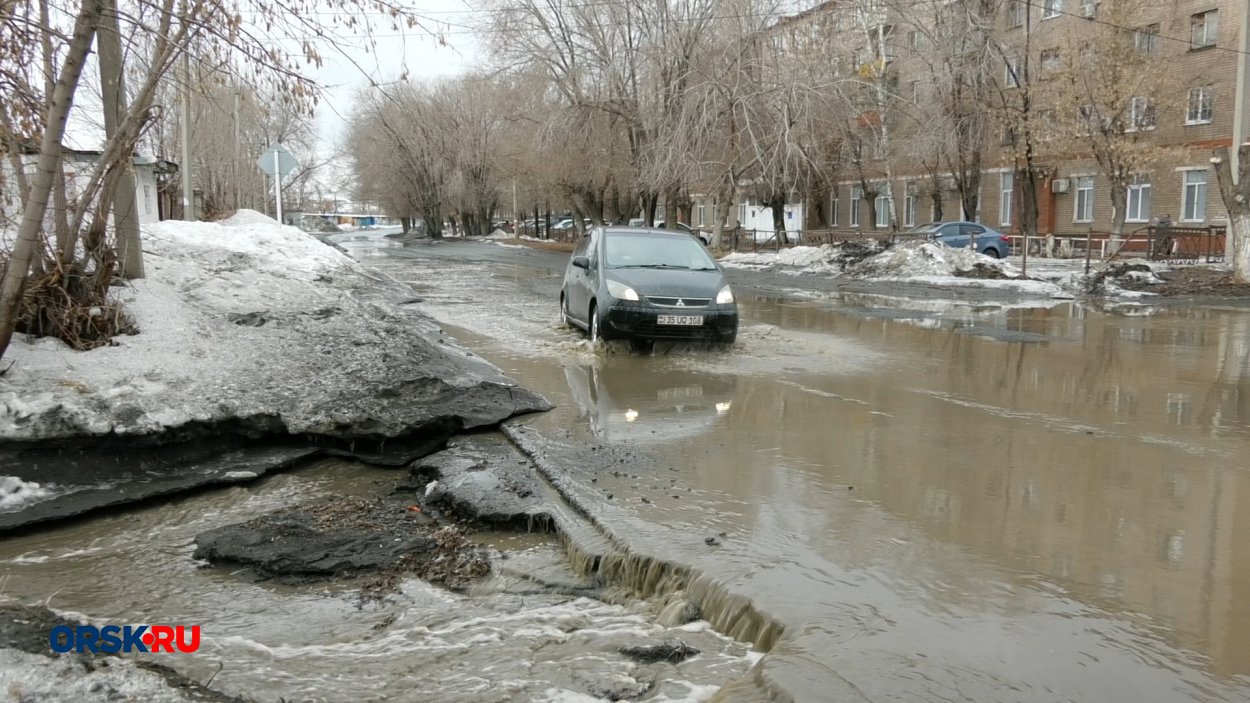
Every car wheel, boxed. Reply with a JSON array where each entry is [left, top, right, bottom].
[[981, 247, 1001, 259], [719, 329, 738, 344], [589, 303, 601, 343], [559, 292, 570, 328]]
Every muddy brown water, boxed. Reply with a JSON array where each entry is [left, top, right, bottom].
[[3, 235, 1249, 702], [346, 239, 1250, 701], [0, 459, 759, 702]]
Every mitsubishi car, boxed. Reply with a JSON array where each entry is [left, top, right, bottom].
[[560, 227, 738, 344]]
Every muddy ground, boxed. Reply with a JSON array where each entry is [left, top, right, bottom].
[[1122, 265, 1250, 297]]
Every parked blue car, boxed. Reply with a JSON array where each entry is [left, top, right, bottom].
[[908, 221, 1012, 259]]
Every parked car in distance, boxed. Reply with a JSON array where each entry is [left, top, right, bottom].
[[560, 227, 738, 344], [908, 221, 1011, 259], [626, 218, 710, 245]]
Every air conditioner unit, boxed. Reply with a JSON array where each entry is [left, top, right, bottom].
[[942, 177, 958, 191], [905, 182, 919, 196], [1051, 178, 1070, 193], [1081, 1, 1098, 18]]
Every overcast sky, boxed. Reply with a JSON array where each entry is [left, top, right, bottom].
[[307, 0, 484, 155]]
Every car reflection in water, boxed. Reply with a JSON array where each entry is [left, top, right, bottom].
[[563, 361, 737, 443]]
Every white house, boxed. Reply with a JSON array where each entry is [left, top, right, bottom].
[[1, 148, 176, 227]]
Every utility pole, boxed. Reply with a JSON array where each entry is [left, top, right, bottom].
[[180, 51, 194, 221], [512, 179, 518, 225], [97, 0, 143, 278]]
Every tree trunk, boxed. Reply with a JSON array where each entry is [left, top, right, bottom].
[[1213, 145, 1250, 282], [98, 0, 143, 279], [864, 189, 879, 231], [0, 0, 102, 360], [1108, 180, 1128, 237], [768, 193, 787, 245]]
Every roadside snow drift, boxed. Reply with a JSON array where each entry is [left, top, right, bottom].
[[721, 241, 1070, 297], [1, 211, 550, 442]]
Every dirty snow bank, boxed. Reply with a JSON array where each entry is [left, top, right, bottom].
[[722, 241, 1069, 297], [1, 210, 549, 442]]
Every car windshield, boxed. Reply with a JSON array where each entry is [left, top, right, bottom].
[[604, 232, 718, 270]]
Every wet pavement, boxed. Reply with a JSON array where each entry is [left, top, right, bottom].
[[344, 235, 1250, 701]]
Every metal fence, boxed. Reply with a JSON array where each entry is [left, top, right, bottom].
[[1145, 225, 1226, 264]]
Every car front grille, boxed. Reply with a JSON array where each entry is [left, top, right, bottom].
[[646, 296, 711, 308]]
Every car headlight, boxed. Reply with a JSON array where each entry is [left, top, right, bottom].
[[606, 279, 640, 301], [716, 286, 734, 304]]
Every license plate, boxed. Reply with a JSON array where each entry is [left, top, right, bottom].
[[657, 314, 703, 326]]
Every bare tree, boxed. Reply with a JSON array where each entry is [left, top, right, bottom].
[[1050, 1, 1187, 241], [0, 0, 434, 360]]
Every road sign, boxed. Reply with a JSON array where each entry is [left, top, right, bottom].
[[257, 143, 297, 177]]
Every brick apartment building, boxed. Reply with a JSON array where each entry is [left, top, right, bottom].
[[696, 0, 1248, 240]]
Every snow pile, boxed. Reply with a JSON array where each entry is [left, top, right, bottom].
[[485, 228, 514, 240], [720, 241, 888, 274], [721, 245, 834, 269], [847, 241, 1016, 279], [0, 477, 54, 511], [145, 209, 353, 280], [1, 211, 547, 441]]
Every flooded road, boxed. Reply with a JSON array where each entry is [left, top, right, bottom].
[[0, 457, 759, 702], [347, 237, 1250, 701]]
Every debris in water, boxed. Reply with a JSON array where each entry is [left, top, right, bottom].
[[619, 639, 701, 664], [704, 536, 720, 546]]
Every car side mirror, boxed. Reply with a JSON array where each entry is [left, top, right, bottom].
[[572, 256, 590, 269]]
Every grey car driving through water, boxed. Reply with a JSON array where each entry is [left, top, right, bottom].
[[560, 227, 738, 344]]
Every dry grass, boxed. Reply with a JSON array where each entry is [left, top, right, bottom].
[[17, 261, 136, 350]]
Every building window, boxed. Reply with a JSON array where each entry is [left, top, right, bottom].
[[1182, 170, 1207, 222], [1007, 0, 1026, 28], [904, 185, 917, 227], [1133, 24, 1160, 54], [1129, 97, 1156, 130], [143, 184, 153, 215], [830, 195, 839, 226], [875, 186, 892, 228], [1186, 86, 1213, 124], [1001, 125, 1017, 146], [907, 30, 918, 50], [1004, 57, 1020, 87], [1074, 176, 1094, 223], [1126, 176, 1151, 222], [1000, 172, 1014, 227], [1040, 49, 1061, 73], [738, 202, 746, 224], [697, 204, 706, 227], [1043, 0, 1063, 19], [850, 187, 862, 227], [1191, 10, 1219, 49]]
